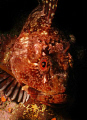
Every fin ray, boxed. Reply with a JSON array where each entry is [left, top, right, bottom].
[[0, 77, 11, 91], [26, 93, 30, 102], [11, 83, 20, 100], [5, 80, 17, 96], [17, 89, 24, 102], [22, 91, 27, 103]]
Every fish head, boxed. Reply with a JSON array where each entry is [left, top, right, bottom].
[[10, 28, 73, 104]]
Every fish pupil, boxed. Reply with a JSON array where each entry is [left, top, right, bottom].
[[41, 62, 46, 68]]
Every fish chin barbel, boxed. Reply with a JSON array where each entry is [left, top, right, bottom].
[[0, 0, 75, 104]]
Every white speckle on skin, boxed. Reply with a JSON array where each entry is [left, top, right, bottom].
[[51, 75, 54, 79], [33, 63, 38, 66], [15, 51, 19, 55], [19, 37, 29, 48], [42, 52, 46, 56], [43, 75, 47, 83], [52, 5, 54, 9], [28, 59, 38, 66], [41, 31, 48, 35], [49, 2, 51, 7], [51, 13, 55, 17], [20, 37, 29, 42], [20, 37, 24, 42], [46, 0, 48, 3], [28, 59, 31, 64]]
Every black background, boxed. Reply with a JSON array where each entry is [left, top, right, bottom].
[[0, 0, 86, 119]]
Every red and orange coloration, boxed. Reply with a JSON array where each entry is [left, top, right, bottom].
[[10, 0, 73, 104], [0, 0, 74, 104]]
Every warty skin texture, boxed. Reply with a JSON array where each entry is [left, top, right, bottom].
[[0, 0, 73, 104]]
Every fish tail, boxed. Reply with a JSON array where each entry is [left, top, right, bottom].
[[0, 69, 29, 103]]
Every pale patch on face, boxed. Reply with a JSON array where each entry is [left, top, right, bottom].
[[34, 44, 39, 55], [28, 59, 38, 66], [19, 37, 29, 48], [14, 49, 27, 56], [20, 37, 24, 42], [20, 37, 29, 42], [13, 37, 29, 57]]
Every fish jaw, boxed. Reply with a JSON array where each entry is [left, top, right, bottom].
[[21, 85, 67, 104]]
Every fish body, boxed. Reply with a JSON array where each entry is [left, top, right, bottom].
[[0, 0, 73, 104]]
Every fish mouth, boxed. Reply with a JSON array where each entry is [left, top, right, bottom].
[[37, 90, 67, 104], [22, 85, 66, 96], [22, 85, 67, 104]]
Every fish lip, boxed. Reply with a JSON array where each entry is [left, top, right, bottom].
[[22, 86, 67, 103], [39, 92, 67, 97], [28, 86, 67, 96]]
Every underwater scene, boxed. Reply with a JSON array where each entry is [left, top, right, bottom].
[[0, 0, 86, 120]]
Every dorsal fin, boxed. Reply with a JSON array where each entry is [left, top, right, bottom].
[[21, 0, 58, 33], [39, 0, 58, 24]]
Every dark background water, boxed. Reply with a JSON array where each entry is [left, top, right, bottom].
[[0, 0, 86, 119]]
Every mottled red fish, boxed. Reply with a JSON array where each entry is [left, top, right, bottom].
[[0, 0, 74, 104]]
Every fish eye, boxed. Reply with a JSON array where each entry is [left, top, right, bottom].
[[39, 58, 47, 71]]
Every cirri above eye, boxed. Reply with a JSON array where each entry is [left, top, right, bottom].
[[39, 58, 47, 71]]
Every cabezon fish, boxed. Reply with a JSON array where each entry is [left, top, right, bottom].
[[0, 0, 75, 104]]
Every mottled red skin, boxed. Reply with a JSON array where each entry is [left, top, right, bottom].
[[10, 28, 72, 104], [9, 0, 73, 104]]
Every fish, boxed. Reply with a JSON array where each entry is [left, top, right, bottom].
[[0, 0, 74, 104]]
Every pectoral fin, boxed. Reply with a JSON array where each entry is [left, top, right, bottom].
[[0, 69, 29, 103]]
